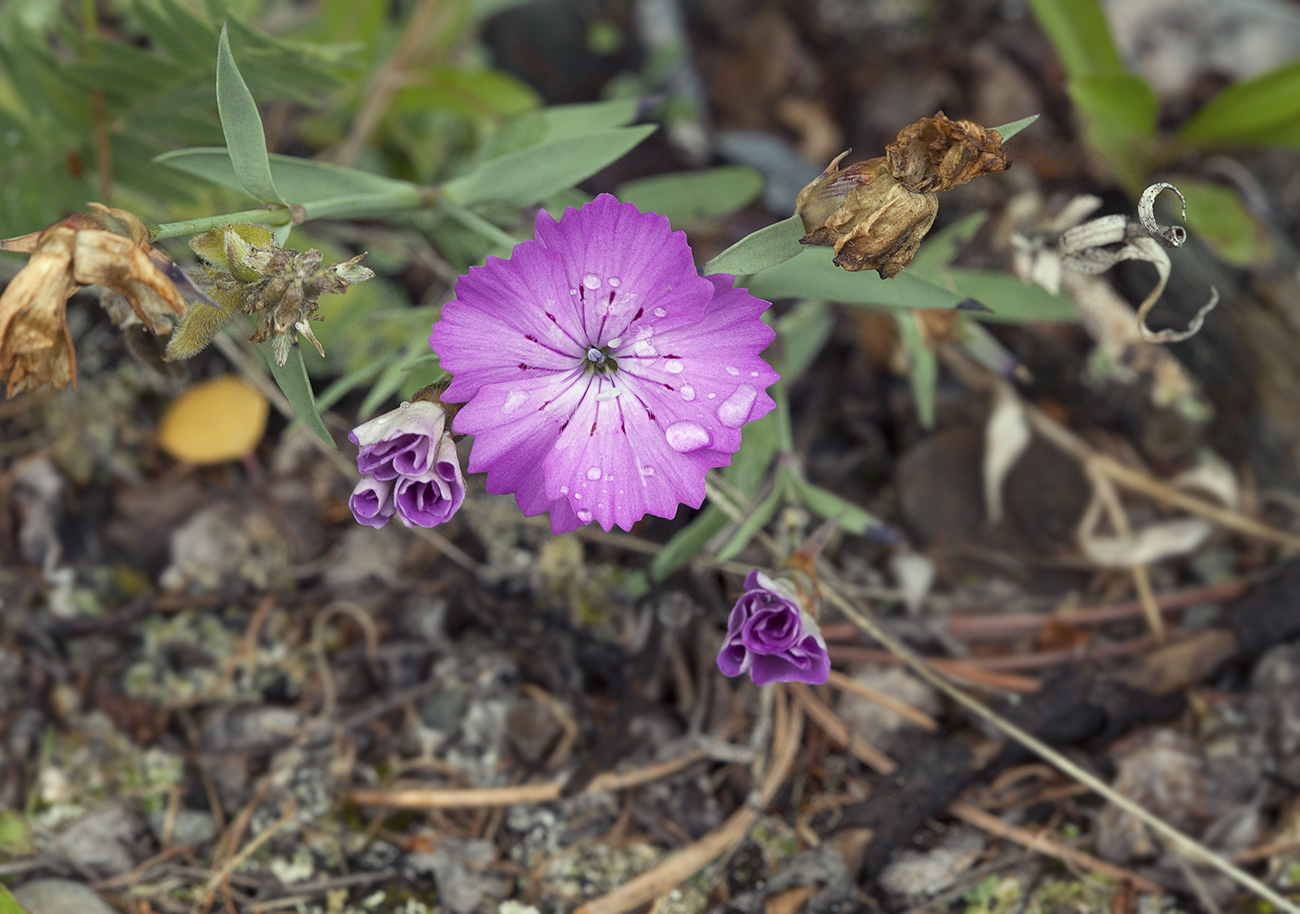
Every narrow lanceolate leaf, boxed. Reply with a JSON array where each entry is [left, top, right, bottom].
[[992, 114, 1040, 142], [262, 341, 334, 447], [443, 125, 656, 207], [703, 214, 806, 277], [216, 24, 285, 204], [616, 166, 762, 228]]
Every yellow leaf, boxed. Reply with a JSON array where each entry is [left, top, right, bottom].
[[158, 375, 269, 464]]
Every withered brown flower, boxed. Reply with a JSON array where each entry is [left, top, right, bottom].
[[0, 204, 189, 397], [797, 112, 1010, 278]]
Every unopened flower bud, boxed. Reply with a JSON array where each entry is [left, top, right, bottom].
[[348, 400, 466, 529], [717, 569, 830, 686]]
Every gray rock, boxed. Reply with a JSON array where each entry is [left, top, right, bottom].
[[12, 879, 119, 914]]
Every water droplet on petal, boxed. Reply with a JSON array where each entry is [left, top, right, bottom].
[[718, 385, 758, 428], [665, 420, 711, 453], [707, 392, 716, 399], [750, 370, 760, 378], [664, 361, 684, 374], [586, 466, 602, 481], [608, 277, 621, 287], [604, 473, 614, 482], [607, 337, 622, 348], [577, 508, 593, 524], [502, 388, 529, 414], [681, 385, 695, 401], [559, 485, 569, 495], [725, 365, 739, 376], [583, 273, 601, 290], [595, 387, 622, 402], [634, 340, 657, 357], [653, 307, 667, 318]]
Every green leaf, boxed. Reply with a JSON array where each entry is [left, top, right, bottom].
[[744, 247, 967, 310], [156, 148, 423, 211], [215, 24, 285, 204], [775, 300, 835, 384], [1025, 0, 1124, 78], [480, 97, 643, 161], [615, 166, 762, 227], [0, 809, 32, 855], [0, 884, 26, 914], [717, 483, 785, 562], [445, 124, 656, 207], [725, 412, 780, 494], [650, 504, 729, 582], [944, 269, 1078, 322], [262, 342, 334, 447], [908, 212, 988, 276], [787, 476, 881, 536], [992, 114, 1040, 142], [1068, 73, 1158, 188], [896, 311, 937, 427], [703, 214, 806, 277], [1174, 177, 1273, 267], [1180, 59, 1300, 148]]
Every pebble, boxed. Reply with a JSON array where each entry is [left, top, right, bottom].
[[12, 879, 119, 914]]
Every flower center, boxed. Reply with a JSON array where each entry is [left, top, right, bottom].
[[584, 344, 618, 375]]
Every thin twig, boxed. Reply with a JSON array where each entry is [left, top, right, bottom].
[[345, 749, 707, 809], [575, 688, 804, 914], [820, 580, 1300, 913]]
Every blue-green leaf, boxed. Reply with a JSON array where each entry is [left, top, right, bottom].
[[716, 482, 785, 563], [787, 476, 881, 536], [156, 148, 423, 212], [775, 299, 835, 384], [616, 166, 762, 228], [896, 311, 937, 428], [215, 24, 284, 205], [704, 214, 806, 277], [263, 342, 334, 447], [944, 269, 1077, 323], [650, 504, 729, 581], [444, 125, 656, 207], [744, 247, 966, 310], [992, 114, 1040, 141]]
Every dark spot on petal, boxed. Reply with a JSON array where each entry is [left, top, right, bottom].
[[589, 419, 597, 436], [608, 291, 616, 306], [633, 307, 644, 321], [518, 363, 529, 370], [559, 419, 569, 433], [526, 334, 539, 342], [545, 312, 558, 323], [647, 408, 656, 421]]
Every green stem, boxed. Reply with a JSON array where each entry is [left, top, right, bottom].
[[149, 207, 292, 242], [439, 197, 524, 252]]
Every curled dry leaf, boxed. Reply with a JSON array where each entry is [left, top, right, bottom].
[[797, 112, 1010, 278], [1078, 491, 1214, 568]]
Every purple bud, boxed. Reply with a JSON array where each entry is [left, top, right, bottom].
[[394, 435, 466, 528], [349, 476, 396, 528], [717, 570, 830, 686], [349, 401, 448, 480]]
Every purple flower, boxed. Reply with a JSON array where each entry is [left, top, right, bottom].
[[348, 401, 466, 529], [393, 436, 466, 527], [717, 570, 830, 686], [349, 476, 396, 528], [350, 400, 448, 480], [428, 195, 778, 533]]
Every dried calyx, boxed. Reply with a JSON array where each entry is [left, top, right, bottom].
[[168, 225, 374, 366], [797, 112, 1010, 278]]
